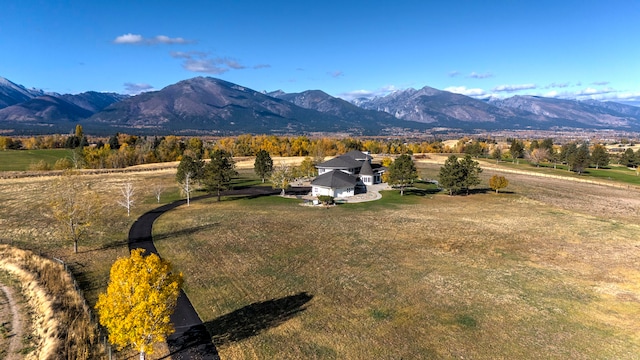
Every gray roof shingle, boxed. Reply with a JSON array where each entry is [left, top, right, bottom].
[[311, 170, 358, 188]]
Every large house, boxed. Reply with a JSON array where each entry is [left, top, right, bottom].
[[311, 150, 385, 198]]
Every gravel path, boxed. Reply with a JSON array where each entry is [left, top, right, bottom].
[[0, 284, 24, 360]]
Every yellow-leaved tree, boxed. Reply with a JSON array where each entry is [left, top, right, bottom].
[[96, 249, 183, 360]]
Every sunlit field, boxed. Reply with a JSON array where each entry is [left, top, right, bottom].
[[1, 160, 639, 359], [154, 163, 640, 359]]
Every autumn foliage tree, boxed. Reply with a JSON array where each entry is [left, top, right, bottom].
[[271, 162, 293, 196], [489, 175, 509, 194], [96, 249, 183, 360]]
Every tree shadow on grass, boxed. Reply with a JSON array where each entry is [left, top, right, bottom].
[[203, 292, 313, 346], [402, 187, 441, 196], [153, 223, 220, 242]]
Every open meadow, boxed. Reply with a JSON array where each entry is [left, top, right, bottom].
[[154, 163, 640, 359], [0, 159, 639, 359]]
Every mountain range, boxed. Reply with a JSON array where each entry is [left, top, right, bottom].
[[1, 76, 639, 135]]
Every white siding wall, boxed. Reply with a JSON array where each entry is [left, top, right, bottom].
[[334, 187, 354, 198], [312, 186, 333, 197], [312, 186, 354, 198]]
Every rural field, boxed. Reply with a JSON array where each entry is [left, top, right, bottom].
[[0, 158, 639, 359]]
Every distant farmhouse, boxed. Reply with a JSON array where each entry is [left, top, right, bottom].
[[311, 150, 386, 198]]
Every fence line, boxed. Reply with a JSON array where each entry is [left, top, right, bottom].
[[52, 256, 114, 360], [481, 164, 640, 190]]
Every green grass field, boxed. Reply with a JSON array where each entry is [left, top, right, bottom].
[[0, 149, 74, 171]]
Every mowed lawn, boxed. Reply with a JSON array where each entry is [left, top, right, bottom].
[[154, 168, 640, 359]]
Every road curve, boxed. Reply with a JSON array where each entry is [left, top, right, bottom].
[[128, 195, 220, 360], [127, 186, 310, 359]]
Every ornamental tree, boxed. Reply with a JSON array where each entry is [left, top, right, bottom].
[[489, 174, 509, 194], [96, 249, 183, 360]]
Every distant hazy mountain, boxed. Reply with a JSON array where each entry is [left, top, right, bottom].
[[581, 99, 640, 118], [353, 86, 517, 128], [0, 95, 93, 128], [60, 91, 128, 113], [88, 77, 422, 134], [267, 89, 405, 127], [489, 96, 640, 129], [1, 74, 640, 135], [0, 77, 48, 108]]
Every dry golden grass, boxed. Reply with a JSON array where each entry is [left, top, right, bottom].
[[0, 245, 106, 359], [153, 163, 640, 359], [0, 169, 181, 359], [2, 159, 640, 359]]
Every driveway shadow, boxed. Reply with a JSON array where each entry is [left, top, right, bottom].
[[204, 292, 313, 346]]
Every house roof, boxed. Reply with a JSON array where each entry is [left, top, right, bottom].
[[359, 160, 374, 176], [311, 170, 358, 188], [316, 155, 363, 169], [342, 150, 372, 161]]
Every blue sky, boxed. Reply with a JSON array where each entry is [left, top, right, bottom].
[[2, 1, 639, 104]]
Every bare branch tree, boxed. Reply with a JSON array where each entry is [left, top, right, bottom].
[[153, 184, 164, 203], [117, 182, 135, 217], [181, 172, 193, 206], [50, 170, 95, 253]]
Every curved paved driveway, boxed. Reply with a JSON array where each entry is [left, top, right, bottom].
[[127, 186, 310, 359], [128, 196, 219, 360]]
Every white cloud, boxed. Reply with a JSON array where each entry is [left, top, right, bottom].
[[467, 71, 493, 79], [493, 83, 537, 92], [444, 86, 487, 97], [124, 82, 154, 95], [114, 33, 144, 44], [544, 82, 570, 89], [153, 35, 190, 44], [113, 33, 192, 45], [171, 51, 252, 74]]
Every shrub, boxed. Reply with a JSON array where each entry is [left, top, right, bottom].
[[28, 160, 51, 171], [317, 195, 334, 205], [53, 157, 74, 170]]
